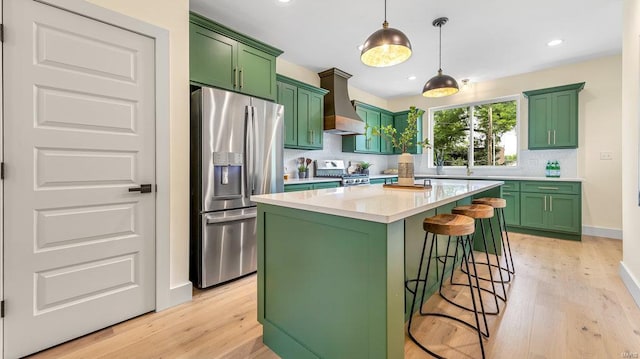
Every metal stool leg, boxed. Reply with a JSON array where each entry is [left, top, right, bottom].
[[499, 208, 516, 277], [408, 234, 488, 358]]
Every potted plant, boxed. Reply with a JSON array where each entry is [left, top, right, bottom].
[[359, 161, 372, 175], [367, 106, 430, 186], [298, 165, 308, 179]]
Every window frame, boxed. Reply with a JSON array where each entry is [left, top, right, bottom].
[[427, 95, 521, 169]]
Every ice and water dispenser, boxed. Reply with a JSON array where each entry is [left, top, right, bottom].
[[212, 151, 243, 199]]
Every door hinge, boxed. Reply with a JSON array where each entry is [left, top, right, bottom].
[[0, 24, 4, 43], [1, 162, 5, 180], [1, 300, 5, 318]]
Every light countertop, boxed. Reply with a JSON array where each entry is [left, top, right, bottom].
[[253, 179, 503, 224]]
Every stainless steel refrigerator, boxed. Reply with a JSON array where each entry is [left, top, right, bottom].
[[190, 86, 284, 288]]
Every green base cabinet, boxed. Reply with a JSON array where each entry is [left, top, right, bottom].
[[276, 75, 328, 150], [501, 181, 521, 226], [284, 181, 340, 192], [517, 181, 581, 240], [189, 13, 282, 101], [524, 82, 584, 149]]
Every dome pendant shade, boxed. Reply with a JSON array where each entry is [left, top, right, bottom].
[[422, 69, 459, 97], [422, 17, 459, 97], [361, 21, 412, 67]]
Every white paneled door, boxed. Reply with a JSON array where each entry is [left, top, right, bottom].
[[4, 0, 156, 357]]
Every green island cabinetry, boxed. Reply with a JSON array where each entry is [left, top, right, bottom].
[[284, 181, 340, 192], [254, 181, 502, 358], [523, 82, 585, 149], [276, 75, 329, 150], [189, 13, 283, 101], [343, 101, 423, 155]]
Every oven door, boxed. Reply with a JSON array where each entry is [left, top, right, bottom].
[[200, 207, 257, 287]]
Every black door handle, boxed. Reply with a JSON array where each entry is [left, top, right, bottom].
[[129, 184, 152, 193]]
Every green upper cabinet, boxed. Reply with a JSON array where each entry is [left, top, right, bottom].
[[276, 75, 328, 150], [393, 110, 423, 155], [189, 13, 283, 101], [523, 82, 584, 149], [380, 113, 394, 154], [343, 101, 410, 155], [277, 81, 297, 147]]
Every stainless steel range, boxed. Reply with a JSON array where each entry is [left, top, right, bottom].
[[315, 160, 370, 186]]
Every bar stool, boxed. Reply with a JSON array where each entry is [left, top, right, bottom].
[[447, 204, 507, 314], [407, 213, 486, 359], [472, 197, 516, 283]]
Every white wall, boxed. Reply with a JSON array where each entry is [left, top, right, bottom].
[[86, 0, 191, 292], [621, 0, 640, 307], [389, 55, 623, 235]]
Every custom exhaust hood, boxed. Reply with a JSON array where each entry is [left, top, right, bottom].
[[318, 68, 365, 135]]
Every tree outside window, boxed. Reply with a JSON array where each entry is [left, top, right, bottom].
[[432, 98, 518, 167]]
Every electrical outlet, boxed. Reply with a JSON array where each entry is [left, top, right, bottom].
[[600, 151, 613, 160]]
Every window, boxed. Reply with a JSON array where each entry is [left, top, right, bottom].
[[431, 97, 518, 167]]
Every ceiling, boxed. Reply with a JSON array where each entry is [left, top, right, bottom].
[[190, 0, 622, 99]]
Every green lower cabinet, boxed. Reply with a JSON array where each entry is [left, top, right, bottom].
[[546, 194, 581, 233], [312, 182, 340, 189], [284, 182, 340, 192], [519, 192, 581, 236], [520, 192, 547, 229], [501, 190, 521, 226], [284, 184, 313, 192], [370, 178, 395, 185]]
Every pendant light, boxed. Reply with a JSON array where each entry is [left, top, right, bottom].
[[422, 17, 459, 97], [360, 0, 412, 67]]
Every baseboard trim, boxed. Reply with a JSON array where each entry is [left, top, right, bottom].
[[620, 261, 640, 309], [168, 281, 193, 307], [582, 226, 622, 240]]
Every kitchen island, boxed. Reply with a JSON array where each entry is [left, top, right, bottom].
[[252, 179, 502, 359]]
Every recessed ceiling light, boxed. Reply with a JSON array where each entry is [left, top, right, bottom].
[[408, 75, 417, 80], [547, 39, 563, 47], [357, 44, 364, 51], [279, 0, 291, 2]]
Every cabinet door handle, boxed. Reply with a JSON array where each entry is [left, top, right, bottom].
[[311, 130, 315, 144], [233, 67, 238, 88], [503, 192, 512, 195], [544, 195, 547, 211], [538, 186, 559, 190], [553, 130, 556, 144], [550, 196, 553, 211], [239, 67, 244, 88], [547, 130, 551, 145]]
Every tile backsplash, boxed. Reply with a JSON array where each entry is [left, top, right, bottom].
[[284, 133, 578, 179]]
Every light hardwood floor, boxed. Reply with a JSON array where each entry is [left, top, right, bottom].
[[29, 233, 640, 359]]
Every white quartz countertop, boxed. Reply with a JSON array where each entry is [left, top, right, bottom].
[[252, 179, 503, 224]]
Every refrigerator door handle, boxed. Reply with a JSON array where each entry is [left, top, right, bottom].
[[205, 207, 257, 224], [244, 105, 253, 197], [251, 105, 258, 193]]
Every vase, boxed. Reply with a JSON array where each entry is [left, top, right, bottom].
[[436, 165, 444, 175], [298, 171, 307, 179], [397, 152, 414, 186]]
